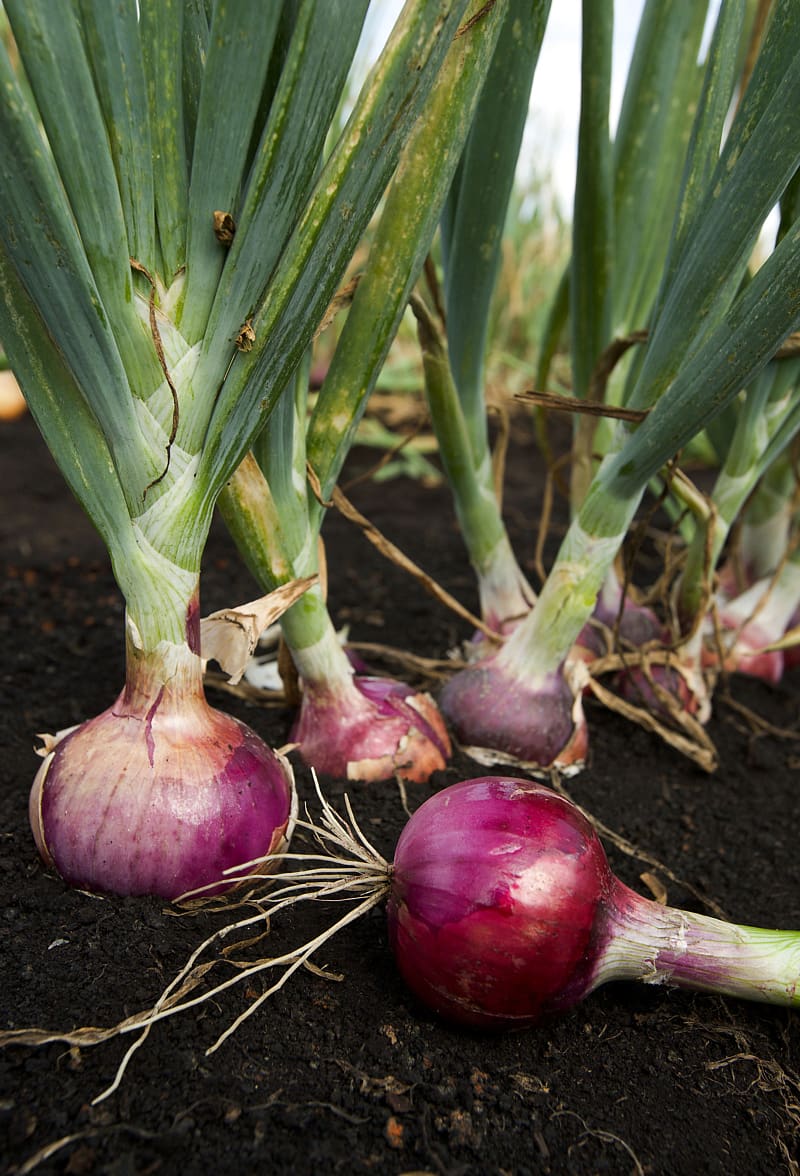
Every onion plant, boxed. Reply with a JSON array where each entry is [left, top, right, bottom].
[[427, 0, 714, 767], [404, 0, 585, 770], [675, 361, 800, 682], [439, 0, 800, 772], [563, 0, 715, 678], [669, 173, 800, 686], [220, 360, 453, 785], [563, 0, 800, 709], [0, 0, 475, 896], [220, 0, 524, 782], [718, 447, 800, 677]]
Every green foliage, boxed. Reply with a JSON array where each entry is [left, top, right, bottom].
[[440, 0, 552, 461], [0, 0, 472, 590], [493, 0, 800, 685]]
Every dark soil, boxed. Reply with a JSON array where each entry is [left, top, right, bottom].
[[2, 410, 800, 1176]]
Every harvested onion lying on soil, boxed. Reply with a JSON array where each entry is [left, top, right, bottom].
[[106, 777, 800, 1074], [386, 777, 800, 1027], [11, 774, 798, 1103]]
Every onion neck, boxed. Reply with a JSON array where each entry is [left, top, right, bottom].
[[720, 557, 800, 645], [738, 457, 795, 579], [104, 472, 212, 716], [489, 451, 642, 679], [591, 880, 800, 1008], [496, 526, 624, 681], [116, 537, 206, 717], [121, 605, 206, 719], [739, 509, 793, 583], [280, 587, 355, 693], [475, 531, 537, 632], [416, 299, 535, 631]]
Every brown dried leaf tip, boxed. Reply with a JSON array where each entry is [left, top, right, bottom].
[[213, 210, 236, 246], [235, 318, 256, 352]]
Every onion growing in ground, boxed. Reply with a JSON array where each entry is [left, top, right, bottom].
[[704, 554, 800, 684], [30, 598, 297, 900], [218, 2, 515, 782], [220, 450, 452, 784], [290, 664, 451, 783], [439, 653, 588, 775], [1, 3, 480, 897]]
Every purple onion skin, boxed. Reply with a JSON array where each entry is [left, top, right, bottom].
[[575, 592, 664, 662], [30, 685, 294, 901], [595, 595, 664, 650], [388, 778, 800, 1028], [573, 598, 707, 718], [699, 565, 787, 681], [616, 662, 700, 717], [290, 674, 451, 783], [439, 657, 587, 771], [387, 777, 612, 1027]]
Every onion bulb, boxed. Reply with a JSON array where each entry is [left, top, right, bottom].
[[291, 673, 451, 783], [386, 777, 800, 1027], [440, 656, 587, 775], [30, 619, 295, 900]]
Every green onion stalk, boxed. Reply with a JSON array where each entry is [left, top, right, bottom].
[[419, 0, 551, 640], [412, 296, 537, 639], [219, 0, 514, 782], [0, 0, 472, 895], [571, 0, 741, 679], [438, 0, 715, 767], [439, 0, 800, 772], [675, 358, 800, 685]]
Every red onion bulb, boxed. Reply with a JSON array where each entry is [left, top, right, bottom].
[[387, 777, 800, 1028], [291, 673, 451, 783], [30, 670, 295, 901]]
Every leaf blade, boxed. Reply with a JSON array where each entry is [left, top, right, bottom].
[[194, 0, 370, 350], [78, 0, 158, 274], [179, 0, 283, 339], [0, 240, 135, 558], [4, 0, 160, 394], [195, 0, 473, 503], [0, 40, 158, 499], [140, 0, 189, 279], [440, 0, 551, 457]]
